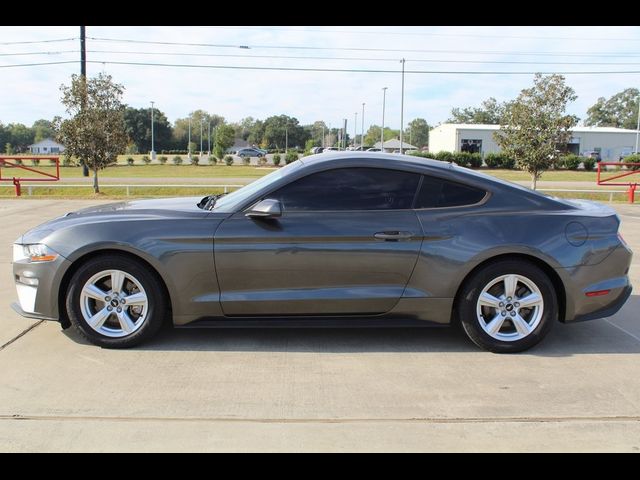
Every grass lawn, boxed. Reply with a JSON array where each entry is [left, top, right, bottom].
[[1, 164, 275, 179]]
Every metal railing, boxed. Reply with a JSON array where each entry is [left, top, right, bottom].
[[597, 162, 640, 203], [0, 156, 60, 196]]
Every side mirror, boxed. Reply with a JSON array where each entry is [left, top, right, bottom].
[[246, 198, 282, 219]]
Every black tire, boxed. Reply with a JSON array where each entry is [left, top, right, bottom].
[[456, 259, 557, 353], [65, 253, 166, 348]]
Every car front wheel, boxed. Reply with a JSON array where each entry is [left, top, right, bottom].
[[65, 253, 166, 348], [456, 259, 557, 353]]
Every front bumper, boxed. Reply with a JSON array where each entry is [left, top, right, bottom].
[[12, 254, 71, 322]]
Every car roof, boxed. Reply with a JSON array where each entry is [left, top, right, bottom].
[[299, 151, 453, 170]]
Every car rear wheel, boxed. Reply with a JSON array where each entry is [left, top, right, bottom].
[[456, 259, 557, 353], [65, 254, 166, 348]]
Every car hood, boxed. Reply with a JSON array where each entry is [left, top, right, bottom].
[[18, 197, 226, 245]]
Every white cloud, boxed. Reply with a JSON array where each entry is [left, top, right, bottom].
[[1, 25, 639, 129]]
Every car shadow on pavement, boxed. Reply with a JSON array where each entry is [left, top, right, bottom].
[[62, 297, 640, 356]]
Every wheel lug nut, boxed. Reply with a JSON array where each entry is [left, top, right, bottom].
[[105, 296, 111, 302], [514, 302, 520, 307], [507, 296, 512, 301], [499, 302, 504, 307], [121, 299, 126, 304], [117, 307, 122, 313], [501, 311, 507, 316], [510, 311, 516, 317], [107, 306, 113, 311]]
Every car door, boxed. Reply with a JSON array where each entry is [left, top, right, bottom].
[[214, 167, 423, 316]]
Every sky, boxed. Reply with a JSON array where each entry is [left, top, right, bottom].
[[2, 26, 640, 132]]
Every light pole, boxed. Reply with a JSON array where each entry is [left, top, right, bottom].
[[361, 103, 365, 150], [399, 58, 405, 155], [188, 116, 191, 159], [381, 87, 388, 150], [150, 101, 155, 160], [208, 121, 211, 155], [322, 124, 325, 148], [285, 127, 288, 154], [354, 112, 358, 149], [635, 93, 640, 154], [200, 119, 203, 156]]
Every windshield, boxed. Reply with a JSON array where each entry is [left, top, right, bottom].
[[211, 160, 303, 212]]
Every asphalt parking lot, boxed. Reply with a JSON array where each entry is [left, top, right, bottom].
[[1, 199, 639, 452]]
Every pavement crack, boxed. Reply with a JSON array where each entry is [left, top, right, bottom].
[[0, 321, 44, 352]]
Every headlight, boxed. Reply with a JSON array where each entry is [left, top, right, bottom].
[[13, 244, 60, 263]]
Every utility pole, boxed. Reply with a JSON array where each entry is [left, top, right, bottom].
[[361, 103, 365, 150], [400, 58, 405, 155], [208, 121, 211, 155], [188, 116, 191, 159], [80, 26, 89, 177], [381, 87, 388, 150], [200, 119, 203, 156], [150, 101, 155, 160], [354, 112, 358, 149]]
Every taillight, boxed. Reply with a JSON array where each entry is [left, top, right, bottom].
[[618, 232, 628, 247]]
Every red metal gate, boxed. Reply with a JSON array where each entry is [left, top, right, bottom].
[[0, 156, 60, 196], [596, 162, 640, 204]]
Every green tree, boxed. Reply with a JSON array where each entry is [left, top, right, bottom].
[[173, 111, 225, 151], [0, 123, 9, 151], [55, 73, 128, 193], [32, 119, 55, 143], [448, 97, 510, 124], [363, 125, 396, 147], [7, 123, 34, 152], [585, 88, 639, 129], [123, 106, 173, 153], [5, 142, 14, 155], [263, 115, 309, 150], [214, 124, 235, 159], [494, 74, 577, 189], [406, 118, 430, 148]]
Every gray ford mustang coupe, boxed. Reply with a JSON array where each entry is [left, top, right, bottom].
[[12, 153, 633, 352]]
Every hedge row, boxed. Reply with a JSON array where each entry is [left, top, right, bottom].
[[411, 151, 600, 170]]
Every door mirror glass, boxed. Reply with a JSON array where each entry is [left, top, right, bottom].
[[246, 198, 282, 218]]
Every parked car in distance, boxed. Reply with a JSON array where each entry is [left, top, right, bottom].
[[366, 147, 382, 152], [310, 147, 324, 155], [237, 147, 265, 158], [322, 147, 341, 152], [12, 153, 633, 353], [583, 151, 602, 162]]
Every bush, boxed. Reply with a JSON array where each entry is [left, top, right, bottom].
[[285, 152, 299, 164], [126, 157, 135, 166], [31, 159, 40, 166], [62, 155, 74, 167], [484, 153, 515, 169], [224, 155, 234, 166], [434, 151, 455, 162], [582, 158, 596, 171], [172, 155, 183, 166], [49, 159, 58, 166], [141, 155, 151, 165], [208, 155, 217, 165], [14, 158, 23, 165], [451, 152, 482, 169], [258, 156, 267, 166], [158, 156, 168, 165], [160, 150, 188, 155], [559, 154, 581, 170], [191, 156, 200, 166], [623, 154, 640, 171], [242, 156, 251, 166], [273, 154, 281, 166], [409, 151, 433, 159]]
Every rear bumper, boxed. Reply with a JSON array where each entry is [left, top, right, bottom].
[[572, 285, 632, 322]]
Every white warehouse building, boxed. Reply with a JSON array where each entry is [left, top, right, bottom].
[[429, 123, 638, 161]]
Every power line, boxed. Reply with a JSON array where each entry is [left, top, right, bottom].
[[0, 50, 78, 56], [82, 59, 640, 75], [203, 26, 640, 43], [0, 61, 77, 68], [81, 49, 640, 66], [86, 36, 640, 58], [0, 37, 76, 45]]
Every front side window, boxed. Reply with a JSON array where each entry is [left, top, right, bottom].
[[270, 167, 420, 211], [416, 175, 486, 209]]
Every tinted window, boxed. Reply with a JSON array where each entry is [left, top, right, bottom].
[[271, 167, 420, 211], [416, 175, 486, 208]]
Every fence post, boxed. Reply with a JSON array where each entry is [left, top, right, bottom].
[[126, 185, 130, 196], [28, 186, 33, 196], [224, 186, 228, 194]]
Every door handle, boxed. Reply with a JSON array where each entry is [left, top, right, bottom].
[[374, 231, 414, 241]]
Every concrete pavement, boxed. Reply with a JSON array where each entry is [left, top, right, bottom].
[[1, 199, 639, 452]]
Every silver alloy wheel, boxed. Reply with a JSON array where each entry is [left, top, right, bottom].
[[476, 274, 544, 342], [79, 269, 149, 338]]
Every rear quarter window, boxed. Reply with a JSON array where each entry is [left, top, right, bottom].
[[415, 175, 486, 209]]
